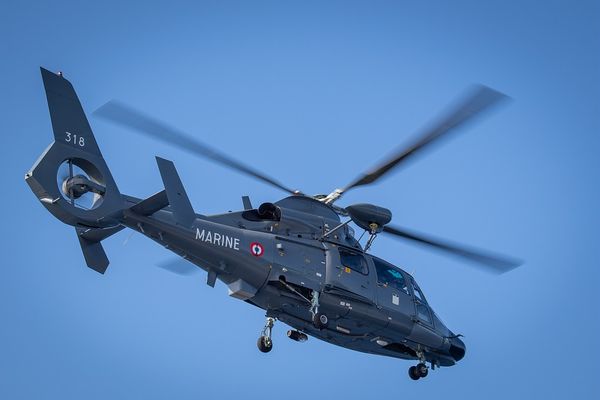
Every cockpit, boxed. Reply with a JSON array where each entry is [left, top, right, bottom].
[[329, 246, 450, 336], [372, 256, 436, 327]]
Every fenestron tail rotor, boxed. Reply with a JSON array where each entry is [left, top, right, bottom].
[[56, 159, 106, 210], [56, 158, 75, 205]]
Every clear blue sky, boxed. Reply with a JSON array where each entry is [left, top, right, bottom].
[[1, 1, 599, 398]]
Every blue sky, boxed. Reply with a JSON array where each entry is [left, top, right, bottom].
[[1, 1, 599, 398]]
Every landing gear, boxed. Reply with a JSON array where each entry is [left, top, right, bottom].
[[408, 348, 430, 380], [257, 317, 275, 353], [408, 363, 429, 380], [287, 330, 308, 342], [309, 291, 329, 330]]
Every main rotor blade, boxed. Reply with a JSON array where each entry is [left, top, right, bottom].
[[341, 85, 509, 195], [382, 224, 522, 274], [94, 101, 300, 195], [157, 258, 200, 276]]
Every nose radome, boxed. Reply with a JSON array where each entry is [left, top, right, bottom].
[[449, 337, 466, 362]]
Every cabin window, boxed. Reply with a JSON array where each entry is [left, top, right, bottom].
[[338, 248, 369, 275], [373, 258, 409, 295], [416, 303, 432, 324]]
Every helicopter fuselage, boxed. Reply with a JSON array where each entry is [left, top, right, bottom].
[[119, 194, 465, 368]]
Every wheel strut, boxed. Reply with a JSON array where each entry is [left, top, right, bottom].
[[309, 290, 320, 317], [309, 290, 329, 329], [257, 316, 275, 353]]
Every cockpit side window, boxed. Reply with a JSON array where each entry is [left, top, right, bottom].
[[373, 258, 409, 295], [339, 248, 369, 275], [411, 280, 427, 304], [411, 279, 432, 325]]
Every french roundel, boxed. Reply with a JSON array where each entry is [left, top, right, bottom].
[[250, 242, 264, 257]]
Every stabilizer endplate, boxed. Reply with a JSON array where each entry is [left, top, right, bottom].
[[155, 157, 196, 227]]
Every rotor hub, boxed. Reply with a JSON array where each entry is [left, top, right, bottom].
[[56, 159, 106, 210]]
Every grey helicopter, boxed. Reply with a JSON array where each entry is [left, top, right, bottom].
[[26, 67, 521, 380]]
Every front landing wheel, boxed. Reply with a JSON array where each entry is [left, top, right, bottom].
[[408, 366, 420, 380], [257, 335, 272, 353], [416, 363, 428, 378]]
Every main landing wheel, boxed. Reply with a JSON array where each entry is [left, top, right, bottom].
[[408, 363, 429, 380], [257, 335, 273, 353], [416, 363, 428, 378], [257, 316, 275, 353], [408, 366, 420, 380]]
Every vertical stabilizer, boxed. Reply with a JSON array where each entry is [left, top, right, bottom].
[[155, 157, 196, 228]]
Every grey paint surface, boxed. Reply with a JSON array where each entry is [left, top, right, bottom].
[[27, 68, 467, 375]]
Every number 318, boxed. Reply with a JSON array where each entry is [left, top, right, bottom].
[[65, 131, 85, 147]]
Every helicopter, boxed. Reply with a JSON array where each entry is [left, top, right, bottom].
[[26, 67, 521, 381]]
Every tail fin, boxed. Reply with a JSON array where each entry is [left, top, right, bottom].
[[26, 68, 127, 274], [155, 156, 197, 227], [41, 68, 104, 157], [26, 68, 123, 229]]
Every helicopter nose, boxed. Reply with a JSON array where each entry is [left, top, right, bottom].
[[449, 337, 466, 362]]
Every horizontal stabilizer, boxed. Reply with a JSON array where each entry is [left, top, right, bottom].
[[156, 157, 196, 227], [130, 190, 169, 216]]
